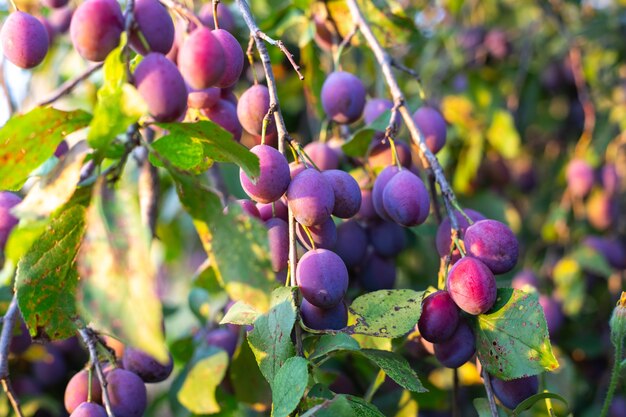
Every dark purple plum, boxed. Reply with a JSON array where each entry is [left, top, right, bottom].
[[54, 140, 70, 158], [130, 0, 174, 55], [43, 0, 69, 8], [382, 169, 430, 227], [122, 347, 174, 383], [363, 98, 393, 125], [511, 269, 539, 291], [583, 236, 626, 270], [296, 249, 348, 308], [433, 319, 476, 368], [134, 53, 188, 122], [239, 144, 290, 203], [287, 169, 335, 227], [65, 370, 102, 414], [586, 191, 617, 231], [321, 71, 366, 124], [566, 159, 594, 198], [178, 27, 225, 89], [435, 208, 485, 260], [412, 107, 447, 154], [356, 188, 378, 221], [237, 84, 275, 137], [266, 218, 288, 272], [212, 29, 243, 88], [464, 219, 519, 274], [359, 253, 396, 291], [296, 217, 337, 250], [201, 99, 242, 141], [33, 346, 67, 387], [198, 3, 236, 32], [257, 199, 288, 221], [300, 299, 348, 331], [49, 7, 73, 34], [70, 403, 108, 417], [490, 375, 539, 410], [602, 164, 620, 196], [70, 0, 123, 62], [304, 142, 340, 171], [322, 170, 361, 218], [289, 161, 306, 180], [1, 11, 49, 69], [206, 327, 238, 357], [368, 221, 407, 258], [333, 220, 368, 269], [539, 295, 564, 336], [417, 291, 460, 343], [446, 256, 497, 315], [106, 368, 147, 417], [368, 140, 412, 169], [372, 165, 400, 221]]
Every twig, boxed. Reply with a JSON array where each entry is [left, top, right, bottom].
[[390, 59, 421, 83], [482, 369, 500, 417], [78, 327, 116, 417], [0, 296, 24, 417], [453, 368, 460, 417], [36, 63, 103, 107], [246, 36, 259, 84], [237, 0, 303, 356], [345, 0, 461, 232], [159, 0, 203, 28]]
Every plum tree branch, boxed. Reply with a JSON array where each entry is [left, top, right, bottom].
[[0, 296, 24, 417], [78, 326, 116, 417], [345, 0, 461, 232], [482, 369, 500, 417], [236, 0, 303, 357], [36, 62, 103, 107]]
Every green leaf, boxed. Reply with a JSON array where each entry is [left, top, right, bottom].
[[77, 179, 168, 363], [486, 110, 521, 159], [473, 398, 506, 417], [512, 392, 569, 415], [272, 356, 309, 417], [309, 333, 360, 360], [149, 133, 211, 174], [155, 121, 260, 179], [247, 287, 297, 384], [358, 349, 426, 392], [571, 246, 613, 278], [0, 108, 92, 191], [342, 128, 377, 158], [552, 257, 585, 316], [87, 43, 147, 150], [229, 336, 272, 408], [220, 301, 259, 326], [178, 348, 229, 414], [347, 289, 424, 338], [474, 288, 559, 380], [15, 205, 86, 340], [301, 395, 386, 417], [168, 171, 274, 311], [13, 142, 90, 220]]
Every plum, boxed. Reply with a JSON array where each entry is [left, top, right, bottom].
[[417, 291, 460, 343], [1, 11, 49, 68], [287, 169, 335, 227], [239, 144, 291, 203], [296, 249, 348, 308], [70, 0, 123, 62], [464, 219, 519, 274], [322, 169, 362, 218], [446, 256, 497, 315], [321, 71, 366, 124]]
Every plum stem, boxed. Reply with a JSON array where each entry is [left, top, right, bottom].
[[77, 326, 117, 417], [301, 225, 317, 250], [345, 0, 464, 233], [0, 296, 24, 417], [212, 0, 220, 30], [246, 36, 259, 84], [7, 0, 18, 12]]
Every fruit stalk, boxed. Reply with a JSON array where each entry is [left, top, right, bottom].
[[345, 0, 463, 232], [481, 369, 500, 417], [0, 296, 24, 417]]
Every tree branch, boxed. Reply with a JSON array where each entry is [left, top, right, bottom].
[[36, 63, 103, 107], [345, 0, 461, 232], [77, 327, 116, 417], [482, 369, 500, 417], [236, 0, 303, 356], [0, 296, 24, 417]]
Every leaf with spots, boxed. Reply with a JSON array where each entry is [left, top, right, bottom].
[[473, 288, 559, 380], [346, 289, 424, 338], [358, 349, 426, 393], [247, 287, 296, 385], [0, 107, 92, 191], [77, 179, 168, 363], [15, 205, 86, 340], [272, 356, 309, 417]]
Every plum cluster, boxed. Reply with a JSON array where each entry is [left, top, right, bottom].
[[64, 341, 173, 417]]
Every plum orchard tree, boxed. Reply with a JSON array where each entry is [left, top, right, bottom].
[[0, 0, 625, 416]]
